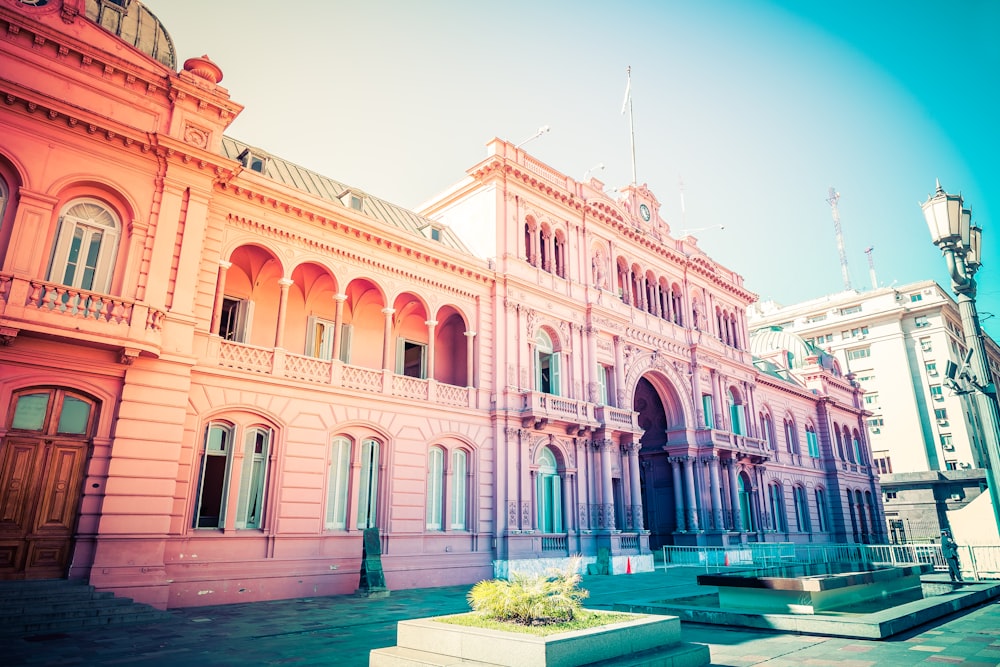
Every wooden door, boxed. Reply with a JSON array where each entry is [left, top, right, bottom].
[[0, 389, 94, 580]]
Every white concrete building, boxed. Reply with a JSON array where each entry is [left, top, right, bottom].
[[748, 280, 1000, 477]]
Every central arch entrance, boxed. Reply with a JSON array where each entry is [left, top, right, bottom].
[[633, 374, 685, 550], [0, 388, 96, 580]]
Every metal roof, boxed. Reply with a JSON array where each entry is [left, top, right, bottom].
[[85, 0, 176, 69], [220, 136, 472, 255]]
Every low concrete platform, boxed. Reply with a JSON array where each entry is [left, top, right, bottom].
[[614, 578, 1000, 639], [370, 612, 710, 667]]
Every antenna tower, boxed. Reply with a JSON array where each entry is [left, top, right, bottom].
[[864, 246, 878, 290], [827, 187, 852, 290]]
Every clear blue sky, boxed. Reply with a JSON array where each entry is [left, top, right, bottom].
[[151, 1, 999, 336]]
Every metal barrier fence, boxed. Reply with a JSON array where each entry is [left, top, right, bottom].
[[661, 543, 1000, 580]]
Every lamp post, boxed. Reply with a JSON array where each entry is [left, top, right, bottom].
[[922, 181, 1000, 532]]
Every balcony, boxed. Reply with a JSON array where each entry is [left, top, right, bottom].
[[212, 339, 477, 409], [0, 274, 164, 359], [520, 391, 600, 434], [594, 405, 642, 434]]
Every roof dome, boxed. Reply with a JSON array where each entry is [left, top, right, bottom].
[[85, 0, 176, 69], [750, 326, 842, 377]]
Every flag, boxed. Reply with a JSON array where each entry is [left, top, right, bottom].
[[621, 66, 631, 115]]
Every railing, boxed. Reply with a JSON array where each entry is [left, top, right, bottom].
[[541, 535, 568, 551], [0, 274, 164, 333], [618, 534, 640, 551], [215, 341, 473, 408], [594, 405, 641, 432], [342, 365, 383, 393], [219, 341, 274, 373], [521, 391, 596, 425], [661, 542, 1000, 580]]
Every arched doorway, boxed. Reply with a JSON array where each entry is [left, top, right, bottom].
[[0, 388, 96, 579], [633, 374, 685, 549]]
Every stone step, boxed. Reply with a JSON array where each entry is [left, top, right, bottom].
[[0, 579, 172, 637]]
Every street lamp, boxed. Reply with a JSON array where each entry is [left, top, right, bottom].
[[922, 180, 1000, 533]]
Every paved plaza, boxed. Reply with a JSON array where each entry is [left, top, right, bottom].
[[7, 567, 1000, 666]]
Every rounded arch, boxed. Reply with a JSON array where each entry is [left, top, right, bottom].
[[48, 176, 142, 228], [623, 353, 693, 429], [433, 305, 471, 387], [286, 261, 339, 357], [1, 371, 118, 439], [341, 277, 389, 369]]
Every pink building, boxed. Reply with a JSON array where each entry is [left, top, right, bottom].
[[0, 1, 883, 609]]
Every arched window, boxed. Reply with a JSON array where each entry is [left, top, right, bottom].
[[524, 221, 534, 266], [426, 446, 445, 530], [852, 429, 864, 465], [194, 420, 273, 530], [784, 418, 799, 454], [450, 449, 468, 530], [846, 489, 859, 541], [553, 233, 565, 278], [864, 490, 877, 541], [793, 485, 811, 532], [814, 487, 829, 532], [727, 388, 745, 435], [536, 446, 563, 533], [834, 424, 845, 460], [805, 424, 820, 458], [534, 330, 561, 396], [738, 473, 754, 531], [357, 438, 380, 529], [670, 284, 683, 326], [759, 412, 774, 450], [768, 482, 787, 532], [47, 199, 120, 293], [855, 489, 868, 541], [326, 437, 351, 529], [843, 426, 855, 463]]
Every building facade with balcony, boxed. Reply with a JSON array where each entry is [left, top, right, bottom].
[[0, 0, 882, 609], [748, 281, 1000, 542]]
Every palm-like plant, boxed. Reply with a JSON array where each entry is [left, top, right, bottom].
[[467, 557, 588, 626]]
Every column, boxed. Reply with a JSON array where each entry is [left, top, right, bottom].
[[210, 260, 231, 334], [598, 439, 615, 530], [683, 457, 699, 531], [627, 442, 643, 529], [671, 457, 685, 531], [691, 364, 703, 427], [709, 456, 724, 531], [274, 278, 293, 348], [331, 294, 346, 360], [425, 319, 438, 380], [586, 325, 599, 403], [529, 470, 537, 531], [727, 460, 742, 531], [464, 331, 476, 388], [381, 307, 395, 371]]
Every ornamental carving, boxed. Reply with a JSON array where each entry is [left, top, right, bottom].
[[182, 122, 209, 149]]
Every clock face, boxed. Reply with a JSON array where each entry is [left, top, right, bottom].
[[639, 204, 650, 222]]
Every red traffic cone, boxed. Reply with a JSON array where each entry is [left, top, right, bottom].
[[724, 553, 729, 567], [626, 557, 632, 574]]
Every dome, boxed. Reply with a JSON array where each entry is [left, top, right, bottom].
[[749, 326, 843, 377], [85, 0, 176, 69]]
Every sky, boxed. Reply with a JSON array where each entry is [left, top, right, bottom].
[[151, 1, 999, 337]]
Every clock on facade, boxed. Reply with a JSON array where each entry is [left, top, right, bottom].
[[639, 203, 650, 222]]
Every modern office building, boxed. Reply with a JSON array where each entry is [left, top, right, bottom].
[[0, 0, 883, 609]]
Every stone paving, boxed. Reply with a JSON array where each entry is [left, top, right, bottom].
[[7, 568, 1000, 666]]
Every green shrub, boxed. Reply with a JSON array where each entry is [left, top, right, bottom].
[[467, 558, 589, 626]]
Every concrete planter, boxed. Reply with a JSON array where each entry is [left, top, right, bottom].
[[370, 610, 710, 666]]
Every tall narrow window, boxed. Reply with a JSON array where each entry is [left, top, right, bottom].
[[396, 338, 427, 378], [768, 482, 787, 532], [236, 427, 271, 529], [702, 394, 715, 429], [357, 439, 380, 529], [814, 488, 828, 532], [450, 449, 468, 530], [218, 296, 252, 342], [339, 323, 353, 363], [536, 447, 562, 533], [727, 389, 744, 435], [784, 419, 799, 454], [194, 422, 234, 529], [426, 447, 444, 530], [326, 437, 351, 529], [534, 331, 560, 396], [597, 364, 613, 406], [738, 474, 754, 531], [806, 425, 820, 458], [306, 316, 337, 360], [793, 486, 811, 532], [47, 199, 120, 294], [0, 177, 7, 231], [852, 430, 864, 465]]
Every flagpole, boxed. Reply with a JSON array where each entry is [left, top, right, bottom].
[[623, 66, 637, 185]]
